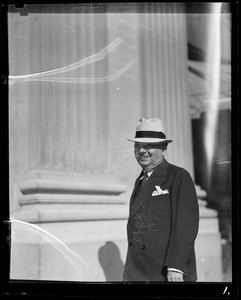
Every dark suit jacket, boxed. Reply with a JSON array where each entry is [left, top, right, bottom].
[[123, 159, 199, 282]]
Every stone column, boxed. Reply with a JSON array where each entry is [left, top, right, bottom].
[[9, 9, 136, 282], [9, 12, 128, 223], [138, 4, 194, 176], [26, 14, 110, 175]]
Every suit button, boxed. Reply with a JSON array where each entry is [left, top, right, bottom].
[[142, 244, 146, 250]]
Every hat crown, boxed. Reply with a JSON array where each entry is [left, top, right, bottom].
[[136, 118, 165, 133], [127, 117, 172, 143]]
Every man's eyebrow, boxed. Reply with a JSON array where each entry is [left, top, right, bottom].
[[135, 143, 164, 149]]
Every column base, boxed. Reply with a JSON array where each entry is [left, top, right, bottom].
[[195, 185, 223, 281]]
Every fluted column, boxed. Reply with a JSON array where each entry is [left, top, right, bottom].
[[9, 11, 127, 221], [26, 14, 110, 175], [138, 3, 194, 176]]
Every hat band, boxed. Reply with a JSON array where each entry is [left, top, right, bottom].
[[135, 131, 166, 139]]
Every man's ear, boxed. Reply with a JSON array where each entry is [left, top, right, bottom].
[[162, 150, 166, 157]]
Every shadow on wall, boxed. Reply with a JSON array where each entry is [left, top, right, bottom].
[[98, 241, 124, 281]]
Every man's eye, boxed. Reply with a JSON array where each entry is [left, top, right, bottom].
[[135, 144, 152, 150]]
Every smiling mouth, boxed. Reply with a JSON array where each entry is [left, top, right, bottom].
[[138, 156, 149, 160]]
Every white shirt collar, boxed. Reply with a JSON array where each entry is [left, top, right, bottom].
[[140, 170, 154, 180]]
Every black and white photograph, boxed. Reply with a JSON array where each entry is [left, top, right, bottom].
[[0, 1, 237, 298]]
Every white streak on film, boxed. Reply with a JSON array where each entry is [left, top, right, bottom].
[[24, 61, 135, 84], [10, 218, 90, 280], [9, 38, 123, 83], [204, 3, 222, 182]]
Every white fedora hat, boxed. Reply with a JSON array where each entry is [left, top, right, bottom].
[[127, 118, 173, 143]]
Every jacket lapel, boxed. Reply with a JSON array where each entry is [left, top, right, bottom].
[[129, 159, 169, 218], [130, 173, 143, 206]]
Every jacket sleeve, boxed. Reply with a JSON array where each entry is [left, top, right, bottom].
[[164, 168, 199, 274]]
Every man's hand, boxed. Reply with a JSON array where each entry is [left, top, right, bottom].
[[167, 270, 184, 282]]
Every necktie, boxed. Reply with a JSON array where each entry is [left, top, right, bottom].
[[141, 172, 149, 188], [133, 173, 148, 200]]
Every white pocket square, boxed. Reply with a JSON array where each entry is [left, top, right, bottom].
[[152, 186, 169, 196]]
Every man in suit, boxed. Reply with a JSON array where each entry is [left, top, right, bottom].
[[123, 118, 199, 282]]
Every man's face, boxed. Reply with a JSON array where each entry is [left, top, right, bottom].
[[134, 142, 166, 172]]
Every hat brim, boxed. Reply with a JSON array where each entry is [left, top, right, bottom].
[[127, 138, 173, 143]]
